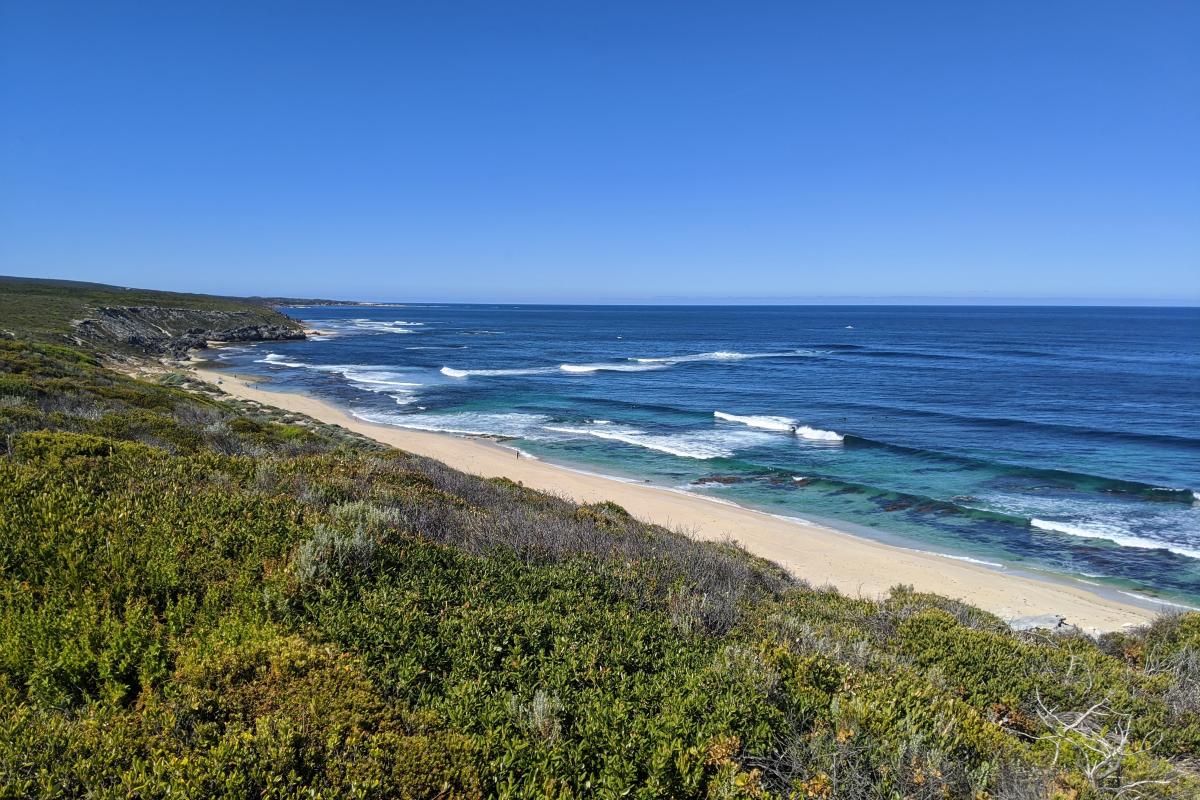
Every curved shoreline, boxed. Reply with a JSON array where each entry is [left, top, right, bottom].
[[190, 366, 1163, 633]]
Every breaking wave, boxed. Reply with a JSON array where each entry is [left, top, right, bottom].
[[257, 353, 305, 368], [1030, 519, 1200, 561], [795, 426, 845, 442], [1117, 591, 1200, 610], [559, 362, 666, 373], [546, 424, 734, 459], [354, 410, 551, 438], [634, 349, 825, 364], [316, 318, 426, 335], [255, 354, 423, 404], [440, 366, 555, 378], [714, 411, 844, 442], [545, 421, 773, 460], [713, 411, 795, 432], [439, 350, 822, 380]]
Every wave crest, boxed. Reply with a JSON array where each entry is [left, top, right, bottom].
[[559, 362, 666, 374], [440, 366, 554, 378], [635, 349, 824, 364], [1031, 518, 1200, 561], [546, 424, 735, 459], [257, 353, 305, 368], [714, 411, 795, 432], [714, 410, 844, 441], [354, 410, 551, 438], [316, 318, 426, 335]]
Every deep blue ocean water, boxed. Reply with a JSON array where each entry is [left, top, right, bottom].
[[211, 305, 1200, 605]]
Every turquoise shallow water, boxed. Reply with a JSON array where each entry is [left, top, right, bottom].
[[212, 305, 1200, 605]]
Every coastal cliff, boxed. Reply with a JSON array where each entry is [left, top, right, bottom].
[[0, 274, 305, 356], [73, 305, 305, 356]]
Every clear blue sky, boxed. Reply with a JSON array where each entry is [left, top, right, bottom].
[[2, 1, 1197, 303]]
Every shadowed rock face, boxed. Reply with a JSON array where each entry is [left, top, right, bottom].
[[74, 306, 304, 356]]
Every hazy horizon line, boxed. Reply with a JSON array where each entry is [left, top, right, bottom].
[[284, 294, 1200, 308]]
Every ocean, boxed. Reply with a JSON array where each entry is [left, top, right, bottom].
[[210, 304, 1200, 605]]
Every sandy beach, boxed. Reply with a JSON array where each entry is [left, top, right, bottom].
[[191, 366, 1162, 633]]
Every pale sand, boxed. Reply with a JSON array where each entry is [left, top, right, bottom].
[[192, 367, 1160, 633]]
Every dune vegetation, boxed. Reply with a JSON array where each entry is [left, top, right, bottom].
[[0, 318, 1197, 797]]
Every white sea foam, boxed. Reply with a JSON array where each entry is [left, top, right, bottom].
[[795, 425, 844, 442], [438, 349, 820, 381], [338, 372, 425, 407], [440, 365, 555, 378], [1031, 518, 1200, 560], [547, 420, 774, 460], [257, 356, 426, 401], [766, 512, 821, 527], [340, 370, 423, 389], [714, 410, 844, 441], [559, 362, 666, 374], [354, 410, 551, 438], [938, 553, 1005, 568], [353, 318, 424, 327], [546, 424, 735, 460], [674, 488, 743, 508], [1117, 591, 1199, 610], [257, 353, 306, 368], [315, 319, 426, 336], [634, 349, 822, 365], [443, 362, 662, 377], [714, 411, 796, 432]]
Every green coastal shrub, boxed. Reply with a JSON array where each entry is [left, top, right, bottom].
[[293, 524, 378, 589]]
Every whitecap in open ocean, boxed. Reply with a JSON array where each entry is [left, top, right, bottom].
[[440, 365, 556, 378], [312, 319, 427, 336], [559, 362, 666, 373], [634, 348, 825, 364], [438, 349, 821, 381]]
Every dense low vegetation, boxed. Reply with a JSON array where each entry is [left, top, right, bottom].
[[1, 333, 1197, 798], [0, 276, 297, 345]]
